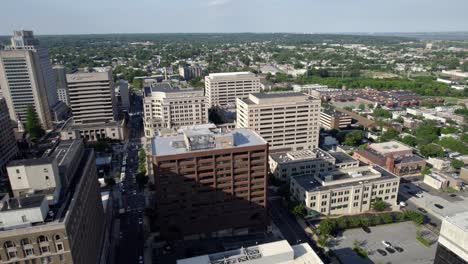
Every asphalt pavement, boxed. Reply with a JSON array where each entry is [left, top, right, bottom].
[[116, 94, 147, 264]]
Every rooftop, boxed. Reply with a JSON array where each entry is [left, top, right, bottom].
[[0, 195, 45, 212], [270, 149, 334, 163], [177, 240, 323, 264], [152, 126, 267, 156], [368, 140, 413, 155], [241, 92, 318, 105], [207, 72, 255, 78], [321, 109, 350, 117], [50, 139, 83, 168], [294, 165, 397, 192], [329, 152, 357, 164], [444, 211, 468, 233], [8, 157, 54, 167]]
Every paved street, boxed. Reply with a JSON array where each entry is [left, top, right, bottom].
[[116, 94, 147, 264]]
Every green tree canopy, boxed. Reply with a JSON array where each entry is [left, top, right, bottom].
[[420, 144, 444, 158], [25, 105, 45, 142], [380, 128, 399, 142], [451, 159, 464, 170]]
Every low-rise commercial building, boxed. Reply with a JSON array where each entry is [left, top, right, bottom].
[[59, 118, 126, 141], [320, 109, 352, 129], [424, 172, 464, 191], [353, 141, 426, 176], [143, 84, 208, 138], [291, 165, 400, 216], [434, 211, 468, 264], [151, 125, 268, 240], [205, 72, 261, 107], [269, 149, 336, 182], [236, 92, 321, 151], [177, 240, 324, 264], [0, 140, 104, 264]]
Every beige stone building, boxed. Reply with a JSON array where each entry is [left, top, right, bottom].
[[59, 118, 126, 141], [205, 72, 261, 107], [66, 67, 117, 124], [0, 140, 104, 264], [290, 165, 400, 216], [320, 109, 352, 130], [143, 84, 208, 138], [236, 92, 321, 151]]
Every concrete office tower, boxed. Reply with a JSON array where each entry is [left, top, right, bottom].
[[151, 124, 268, 240], [0, 31, 54, 129], [143, 83, 209, 137], [434, 211, 468, 264], [291, 165, 400, 216], [54, 65, 70, 106], [115, 79, 130, 111], [236, 92, 321, 152], [0, 140, 104, 264], [0, 97, 18, 178], [205, 72, 261, 107], [66, 67, 117, 124]]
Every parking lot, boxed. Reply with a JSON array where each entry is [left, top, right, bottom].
[[331, 222, 437, 264]]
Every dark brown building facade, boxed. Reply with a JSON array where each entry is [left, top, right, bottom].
[[152, 128, 269, 240]]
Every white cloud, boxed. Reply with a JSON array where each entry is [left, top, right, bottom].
[[207, 0, 231, 6]]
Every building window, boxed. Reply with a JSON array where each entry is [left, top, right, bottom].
[[56, 243, 64, 252], [353, 202, 359, 207]]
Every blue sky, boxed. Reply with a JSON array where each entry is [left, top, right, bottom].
[[1, 0, 468, 35]]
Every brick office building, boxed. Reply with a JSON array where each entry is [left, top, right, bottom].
[[151, 124, 269, 240]]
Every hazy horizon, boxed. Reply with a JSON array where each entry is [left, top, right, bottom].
[[2, 0, 468, 35]]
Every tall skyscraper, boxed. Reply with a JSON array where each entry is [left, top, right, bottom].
[[66, 67, 117, 124], [236, 92, 321, 151], [151, 124, 269, 240], [0, 31, 54, 130], [204, 72, 261, 108], [0, 97, 18, 179]]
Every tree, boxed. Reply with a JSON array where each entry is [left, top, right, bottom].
[[451, 159, 464, 170], [421, 166, 431, 175], [132, 79, 142, 91], [336, 217, 348, 230], [373, 107, 392, 119], [414, 120, 439, 145], [381, 213, 393, 224], [25, 105, 45, 141], [380, 128, 399, 142], [438, 137, 468, 155], [358, 103, 366, 111], [372, 198, 387, 212], [419, 144, 444, 158], [401, 135, 417, 147], [462, 61, 468, 72], [343, 130, 364, 146], [440, 126, 458, 135], [318, 218, 336, 236], [292, 202, 306, 217]]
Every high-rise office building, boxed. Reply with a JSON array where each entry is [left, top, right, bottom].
[[115, 79, 130, 111], [0, 97, 18, 179], [434, 211, 468, 264], [0, 140, 104, 264], [54, 65, 70, 106], [0, 31, 54, 129], [66, 67, 117, 124], [143, 83, 208, 137], [236, 92, 321, 151], [205, 72, 261, 107], [151, 124, 268, 240]]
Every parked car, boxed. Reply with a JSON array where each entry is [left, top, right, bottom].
[[434, 204, 444, 209], [394, 246, 404, 252], [382, 241, 392, 248], [428, 222, 437, 228], [377, 249, 387, 256], [362, 226, 371, 233], [385, 247, 396, 254], [415, 192, 424, 198], [418, 208, 428, 214], [399, 201, 407, 207]]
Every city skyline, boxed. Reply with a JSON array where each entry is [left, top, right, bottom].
[[1, 0, 468, 35]]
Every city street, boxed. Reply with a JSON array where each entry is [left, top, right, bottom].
[[116, 94, 147, 264]]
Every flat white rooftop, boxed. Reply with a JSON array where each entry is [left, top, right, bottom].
[[207, 72, 254, 77], [177, 240, 323, 264], [152, 126, 267, 156], [368, 140, 413, 155]]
